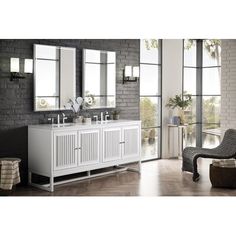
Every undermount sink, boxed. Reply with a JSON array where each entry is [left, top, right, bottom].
[[96, 120, 113, 124], [52, 123, 74, 128]]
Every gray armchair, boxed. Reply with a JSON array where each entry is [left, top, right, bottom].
[[182, 129, 236, 181]]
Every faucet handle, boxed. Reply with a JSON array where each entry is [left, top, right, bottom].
[[93, 115, 98, 122], [48, 117, 55, 124], [105, 111, 110, 121], [62, 112, 68, 124]]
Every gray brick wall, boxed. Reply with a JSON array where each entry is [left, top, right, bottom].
[[221, 39, 236, 134], [0, 39, 140, 184]]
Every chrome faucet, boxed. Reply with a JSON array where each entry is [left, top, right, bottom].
[[48, 117, 55, 124], [105, 111, 109, 121], [62, 113, 68, 124], [93, 115, 98, 122], [100, 112, 104, 122], [57, 114, 60, 124]]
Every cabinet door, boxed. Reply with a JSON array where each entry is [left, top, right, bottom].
[[102, 127, 122, 162], [78, 129, 100, 166], [122, 125, 140, 159], [54, 131, 78, 170]]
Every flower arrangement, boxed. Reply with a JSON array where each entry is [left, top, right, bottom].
[[166, 94, 192, 110], [166, 94, 192, 124], [64, 97, 84, 115]]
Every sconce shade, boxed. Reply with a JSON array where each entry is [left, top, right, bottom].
[[24, 59, 33, 73], [124, 65, 132, 77], [10, 58, 20, 72], [133, 66, 140, 78]]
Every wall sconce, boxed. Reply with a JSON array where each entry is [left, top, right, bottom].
[[123, 65, 139, 84], [10, 58, 33, 81], [24, 59, 33, 73]]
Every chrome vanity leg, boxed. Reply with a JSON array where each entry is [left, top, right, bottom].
[[138, 161, 142, 174], [50, 175, 54, 192]]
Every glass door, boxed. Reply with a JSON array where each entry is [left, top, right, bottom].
[[140, 39, 162, 161]]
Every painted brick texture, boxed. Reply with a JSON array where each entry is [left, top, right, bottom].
[[221, 39, 236, 134], [0, 39, 140, 184]]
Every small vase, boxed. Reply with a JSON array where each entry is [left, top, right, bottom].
[[83, 117, 91, 124], [73, 115, 83, 123], [112, 114, 120, 120], [177, 108, 185, 125], [172, 116, 181, 126]]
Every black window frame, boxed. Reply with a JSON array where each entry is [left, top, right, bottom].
[[140, 39, 162, 161], [182, 39, 221, 147]]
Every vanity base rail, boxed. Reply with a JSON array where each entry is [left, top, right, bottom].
[[28, 161, 141, 192]]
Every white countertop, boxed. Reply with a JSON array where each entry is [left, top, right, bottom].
[[28, 119, 141, 130]]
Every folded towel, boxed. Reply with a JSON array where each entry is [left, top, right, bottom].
[[212, 159, 236, 168], [0, 160, 20, 190]]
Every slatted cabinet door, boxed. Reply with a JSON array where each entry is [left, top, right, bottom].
[[78, 129, 100, 166], [102, 127, 122, 162], [122, 125, 140, 159], [54, 131, 78, 170]]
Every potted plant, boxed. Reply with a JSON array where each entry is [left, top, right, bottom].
[[112, 109, 121, 120], [166, 94, 192, 124]]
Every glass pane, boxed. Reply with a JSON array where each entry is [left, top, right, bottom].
[[85, 64, 115, 95], [140, 97, 160, 128], [184, 95, 196, 123], [140, 64, 160, 95], [184, 39, 196, 67], [85, 49, 115, 63], [186, 124, 196, 147], [203, 68, 221, 95], [203, 40, 221, 66], [202, 124, 220, 148], [35, 97, 59, 111], [84, 64, 101, 95], [203, 96, 221, 124], [35, 45, 59, 60], [140, 39, 159, 64], [35, 60, 59, 96], [183, 68, 196, 95], [141, 128, 160, 160]]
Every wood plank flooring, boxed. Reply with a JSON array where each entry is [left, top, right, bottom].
[[3, 159, 236, 196]]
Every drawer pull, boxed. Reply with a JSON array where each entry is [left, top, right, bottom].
[[119, 141, 125, 144], [74, 147, 81, 150]]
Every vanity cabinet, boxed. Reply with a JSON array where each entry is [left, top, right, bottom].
[[78, 129, 100, 166], [102, 125, 140, 162], [102, 127, 122, 162], [28, 120, 141, 192], [53, 131, 78, 171]]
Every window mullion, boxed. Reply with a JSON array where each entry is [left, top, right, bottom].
[[196, 40, 203, 147]]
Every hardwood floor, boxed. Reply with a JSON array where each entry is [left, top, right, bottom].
[[3, 159, 236, 196]]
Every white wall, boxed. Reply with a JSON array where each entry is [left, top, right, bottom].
[[221, 39, 236, 136], [162, 39, 183, 158]]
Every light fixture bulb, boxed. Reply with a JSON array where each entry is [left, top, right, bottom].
[[24, 59, 33, 73], [125, 65, 132, 77], [133, 66, 140, 78], [10, 58, 20, 73]]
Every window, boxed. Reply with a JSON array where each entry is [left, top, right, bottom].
[[183, 39, 221, 148], [140, 39, 162, 161]]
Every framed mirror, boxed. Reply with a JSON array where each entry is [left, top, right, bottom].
[[34, 44, 76, 111], [83, 49, 116, 109]]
